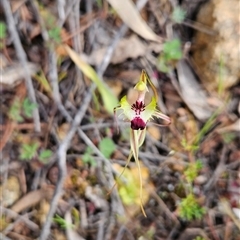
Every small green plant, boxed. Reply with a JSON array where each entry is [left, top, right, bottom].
[[99, 137, 116, 158], [178, 161, 205, 221], [193, 107, 221, 146], [222, 132, 236, 144], [0, 21, 6, 39], [82, 147, 96, 166], [39, 149, 53, 163], [0, 21, 6, 49], [48, 26, 61, 44], [181, 107, 222, 153], [52, 214, 74, 229], [9, 99, 23, 122], [40, 8, 61, 45], [184, 160, 203, 184], [19, 142, 52, 162], [20, 142, 39, 160], [181, 137, 199, 152], [194, 236, 206, 240], [9, 97, 37, 122], [22, 98, 38, 118], [171, 7, 186, 24], [82, 137, 116, 166], [145, 228, 155, 239], [157, 39, 182, 73], [179, 193, 206, 221], [117, 166, 144, 207], [96, 0, 103, 8]]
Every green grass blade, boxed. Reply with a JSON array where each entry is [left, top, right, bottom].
[[64, 45, 118, 114]]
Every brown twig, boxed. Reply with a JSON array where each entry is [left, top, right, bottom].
[[204, 146, 227, 192], [115, 225, 135, 240], [0, 121, 15, 152], [2, 0, 41, 132], [151, 190, 180, 225], [1, 207, 39, 233], [0, 123, 47, 132]]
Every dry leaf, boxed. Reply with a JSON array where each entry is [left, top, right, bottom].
[[1, 62, 39, 87], [11, 187, 54, 213], [216, 119, 240, 133], [85, 35, 162, 66], [107, 0, 161, 42], [52, 230, 67, 240], [176, 60, 214, 121], [0, 176, 21, 207], [147, 125, 161, 140], [37, 199, 51, 226], [57, 123, 71, 140]]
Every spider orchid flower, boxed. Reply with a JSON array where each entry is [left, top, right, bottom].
[[114, 70, 171, 148], [113, 70, 171, 217]]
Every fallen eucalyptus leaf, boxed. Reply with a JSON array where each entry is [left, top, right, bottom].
[[84, 35, 163, 66], [176, 59, 214, 121], [64, 45, 118, 114], [2, 62, 39, 87], [107, 0, 160, 42]]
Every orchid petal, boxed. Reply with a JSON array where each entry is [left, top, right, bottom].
[[130, 129, 147, 217], [130, 129, 139, 161], [153, 110, 171, 124], [142, 70, 159, 101], [140, 97, 157, 122], [119, 96, 134, 121], [138, 127, 146, 148]]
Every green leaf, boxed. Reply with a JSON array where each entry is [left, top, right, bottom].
[[163, 39, 182, 61], [96, 0, 103, 8], [184, 160, 203, 183], [52, 214, 74, 229], [0, 22, 6, 39], [222, 132, 236, 144], [171, 7, 186, 24], [64, 45, 118, 114], [33, 71, 52, 94], [20, 143, 39, 160], [48, 27, 61, 43], [157, 56, 170, 73], [82, 147, 96, 166], [157, 39, 182, 73], [119, 182, 136, 205], [179, 194, 206, 220], [9, 100, 23, 122], [99, 137, 116, 158], [23, 98, 38, 118], [39, 149, 53, 162]]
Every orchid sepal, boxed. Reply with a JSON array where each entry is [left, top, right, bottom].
[[130, 128, 147, 217]]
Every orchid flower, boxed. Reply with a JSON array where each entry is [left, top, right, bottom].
[[112, 70, 171, 217]]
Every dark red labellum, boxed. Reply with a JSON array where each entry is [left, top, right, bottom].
[[131, 117, 146, 130]]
